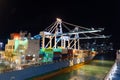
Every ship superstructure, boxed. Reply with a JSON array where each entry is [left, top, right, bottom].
[[4, 32, 40, 69]]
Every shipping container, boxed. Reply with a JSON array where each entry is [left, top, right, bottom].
[[53, 48, 62, 52], [47, 58, 53, 62], [68, 49, 74, 59], [53, 57, 61, 61], [39, 54, 44, 58], [80, 58, 85, 62], [68, 49, 73, 54], [74, 54, 78, 57], [73, 58, 77, 64], [53, 52, 61, 57], [79, 50, 83, 53], [61, 49, 68, 54], [68, 54, 73, 59], [45, 48, 53, 52], [69, 60, 73, 66], [61, 54, 68, 60], [40, 48, 53, 54], [54, 54, 61, 58], [90, 51, 96, 56], [42, 57, 47, 62], [73, 58, 80, 64], [39, 48, 45, 53], [25, 56, 33, 60], [53, 52, 61, 55], [73, 49, 79, 55], [39, 48, 54, 63], [75, 53, 83, 58]]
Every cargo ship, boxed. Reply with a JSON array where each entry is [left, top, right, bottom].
[[0, 18, 110, 80], [38, 18, 109, 64]]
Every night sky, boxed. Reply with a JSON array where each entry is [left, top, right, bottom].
[[0, 0, 120, 49]]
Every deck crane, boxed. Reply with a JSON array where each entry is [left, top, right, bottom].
[[40, 18, 110, 50]]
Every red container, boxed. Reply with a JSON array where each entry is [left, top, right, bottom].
[[25, 56, 33, 60], [68, 49, 73, 58], [54, 54, 61, 57], [68, 49, 73, 54], [61, 54, 69, 60], [53, 52, 61, 58], [54, 52, 61, 55]]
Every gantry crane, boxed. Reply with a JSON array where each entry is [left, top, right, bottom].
[[39, 18, 110, 50]]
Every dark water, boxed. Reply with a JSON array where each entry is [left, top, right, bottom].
[[93, 51, 116, 60], [48, 60, 114, 80], [48, 52, 115, 80]]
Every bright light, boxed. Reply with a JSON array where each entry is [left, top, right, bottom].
[[0, 42, 3, 45], [16, 66, 22, 70], [14, 37, 19, 40], [119, 50, 120, 52], [28, 54, 30, 56], [31, 37, 34, 39], [33, 54, 35, 57], [56, 18, 62, 22], [15, 59, 19, 64], [32, 58, 35, 61]]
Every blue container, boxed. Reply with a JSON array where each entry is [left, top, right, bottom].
[[53, 57, 61, 61]]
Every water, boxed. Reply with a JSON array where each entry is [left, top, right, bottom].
[[48, 60, 114, 80]]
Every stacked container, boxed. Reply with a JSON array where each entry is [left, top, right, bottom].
[[69, 59, 73, 66], [53, 48, 62, 62], [62, 49, 68, 54], [73, 57, 80, 64], [25, 55, 33, 61], [83, 50, 91, 61], [61, 49, 68, 60], [53, 48, 62, 53], [53, 52, 61, 61], [39, 48, 53, 62], [68, 49, 74, 59]]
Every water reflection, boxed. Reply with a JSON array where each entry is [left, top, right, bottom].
[[49, 60, 114, 80]]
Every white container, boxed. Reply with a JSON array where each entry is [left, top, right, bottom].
[[69, 60, 73, 66], [73, 58, 80, 64]]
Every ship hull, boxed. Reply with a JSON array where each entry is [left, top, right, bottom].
[[0, 49, 96, 80]]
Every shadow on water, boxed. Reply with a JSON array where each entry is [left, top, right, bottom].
[[93, 50, 116, 61]]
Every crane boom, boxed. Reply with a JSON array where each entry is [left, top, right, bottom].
[[68, 35, 110, 40], [61, 29, 102, 36]]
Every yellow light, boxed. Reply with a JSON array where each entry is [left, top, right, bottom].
[[15, 59, 18, 64], [56, 18, 62, 22], [14, 37, 19, 40]]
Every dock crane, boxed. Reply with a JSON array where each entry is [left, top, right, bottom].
[[39, 18, 110, 50]]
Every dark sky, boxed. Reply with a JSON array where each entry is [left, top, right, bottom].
[[0, 0, 120, 49]]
